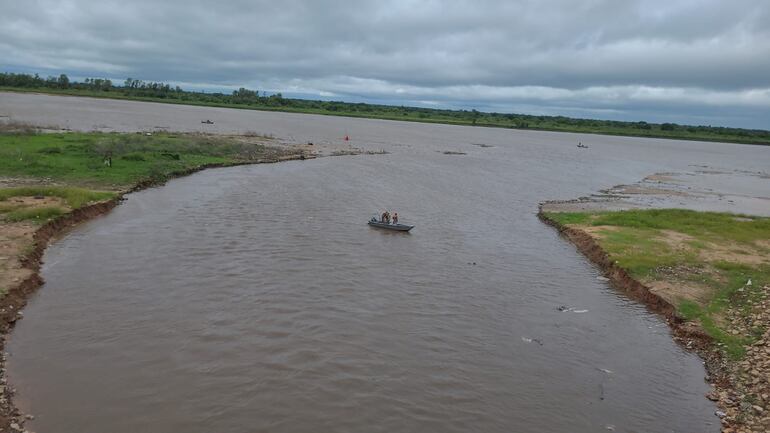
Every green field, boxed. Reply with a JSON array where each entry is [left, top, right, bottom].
[[0, 131, 277, 189], [545, 209, 770, 358], [0, 129, 290, 225]]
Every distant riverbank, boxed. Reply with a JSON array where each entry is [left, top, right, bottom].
[[2, 86, 769, 146]]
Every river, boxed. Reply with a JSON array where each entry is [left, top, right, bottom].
[[3, 92, 770, 432]]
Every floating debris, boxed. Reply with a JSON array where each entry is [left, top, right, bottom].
[[557, 306, 588, 313], [521, 337, 543, 346]]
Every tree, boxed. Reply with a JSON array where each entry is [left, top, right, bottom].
[[57, 74, 70, 89], [660, 123, 677, 131], [232, 87, 258, 103]]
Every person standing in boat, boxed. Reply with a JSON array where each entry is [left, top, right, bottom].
[[393, 212, 398, 224]]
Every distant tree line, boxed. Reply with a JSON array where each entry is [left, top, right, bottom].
[[0, 72, 76, 90], [1, 71, 769, 144], [0, 72, 289, 106]]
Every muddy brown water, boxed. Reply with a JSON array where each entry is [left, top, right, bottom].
[[3, 93, 770, 433]]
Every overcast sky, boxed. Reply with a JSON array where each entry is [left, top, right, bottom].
[[2, 0, 769, 128]]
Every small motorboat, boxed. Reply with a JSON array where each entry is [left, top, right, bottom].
[[368, 217, 414, 232]]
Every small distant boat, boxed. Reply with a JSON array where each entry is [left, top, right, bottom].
[[577, 142, 588, 148], [368, 218, 414, 232], [201, 119, 214, 124]]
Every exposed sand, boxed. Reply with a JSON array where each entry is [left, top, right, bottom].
[[542, 168, 770, 217]]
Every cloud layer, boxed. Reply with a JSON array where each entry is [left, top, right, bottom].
[[2, 0, 769, 128]]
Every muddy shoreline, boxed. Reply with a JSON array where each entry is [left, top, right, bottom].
[[0, 156, 308, 433]]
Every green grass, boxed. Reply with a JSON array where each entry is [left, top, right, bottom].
[[544, 208, 770, 359], [0, 132, 271, 188], [679, 299, 748, 358], [586, 209, 770, 244], [0, 186, 115, 208], [547, 209, 770, 244], [5, 206, 66, 223], [598, 227, 695, 277], [0, 202, 23, 213], [678, 263, 769, 358]]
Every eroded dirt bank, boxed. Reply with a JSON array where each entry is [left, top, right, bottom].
[[0, 198, 121, 430]]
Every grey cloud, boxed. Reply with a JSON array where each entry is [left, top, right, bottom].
[[1, 0, 769, 128]]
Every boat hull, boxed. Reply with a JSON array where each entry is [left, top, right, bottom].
[[368, 221, 414, 232]]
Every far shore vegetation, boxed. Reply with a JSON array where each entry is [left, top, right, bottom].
[[2, 72, 770, 146], [545, 209, 770, 359]]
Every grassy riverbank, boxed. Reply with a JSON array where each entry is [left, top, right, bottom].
[[0, 126, 298, 289], [542, 207, 770, 433], [0, 129, 286, 189], [3, 84, 770, 145], [544, 209, 770, 358], [0, 127, 294, 287]]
